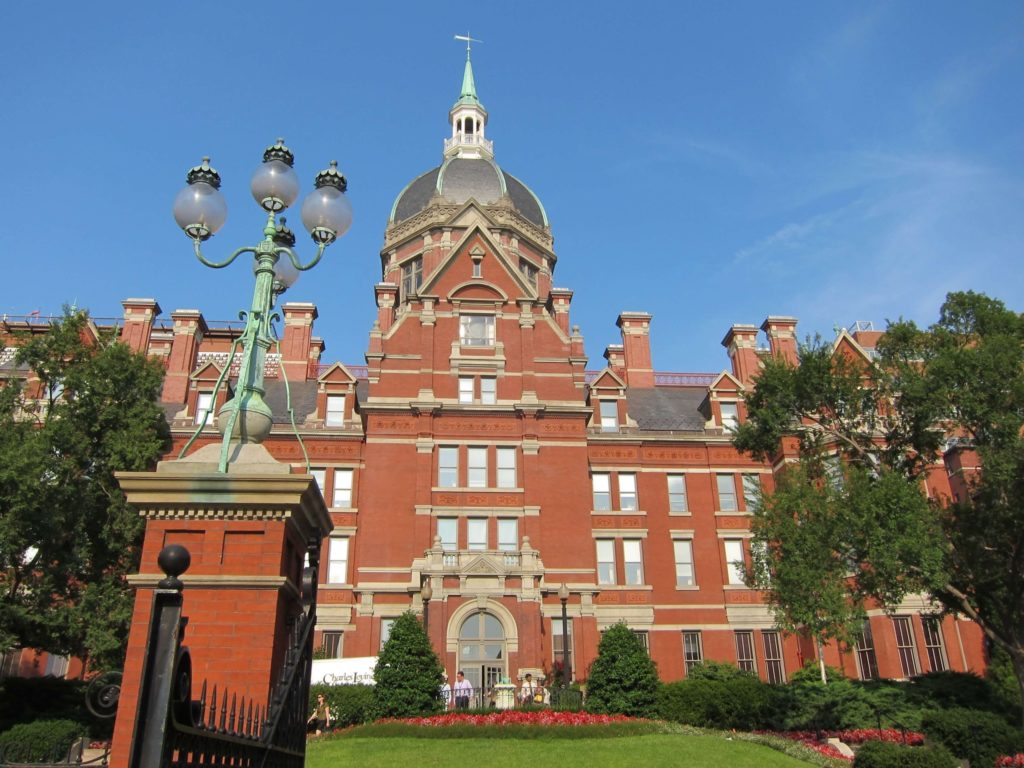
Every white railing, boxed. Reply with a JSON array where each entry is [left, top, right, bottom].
[[444, 135, 494, 154]]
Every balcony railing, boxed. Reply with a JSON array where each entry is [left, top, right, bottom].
[[444, 135, 494, 154]]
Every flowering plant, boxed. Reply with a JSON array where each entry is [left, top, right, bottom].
[[996, 755, 1024, 767], [757, 729, 924, 746], [380, 711, 640, 727]]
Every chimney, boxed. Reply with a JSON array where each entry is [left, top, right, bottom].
[[617, 312, 654, 387], [549, 287, 574, 334], [163, 310, 207, 403], [280, 302, 318, 380], [120, 298, 161, 354], [375, 283, 398, 333], [721, 324, 760, 385], [604, 344, 625, 378], [760, 316, 798, 365]]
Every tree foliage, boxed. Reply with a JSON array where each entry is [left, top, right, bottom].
[[372, 611, 444, 719], [0, 309, 169, 670], [735, 291, 1024, 710], [584, 622, 659, 716]]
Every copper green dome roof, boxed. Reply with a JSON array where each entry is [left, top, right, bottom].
[[388, 156, 549, 229]]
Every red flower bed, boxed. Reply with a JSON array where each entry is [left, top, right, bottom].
[[381, 711, 640, 727], [996, 755, 1024, 767], [759, 729, 924, 746]]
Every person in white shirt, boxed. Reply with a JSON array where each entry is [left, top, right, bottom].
[[453, 670, 473, 709], [519, 673, 537, 705], [439, 672, 452, 709]]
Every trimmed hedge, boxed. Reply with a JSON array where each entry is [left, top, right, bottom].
[[852, 740, 956, 768], [308, 683, 375, 729], [0, 676, 94, 735], [921, 708, 1024, 767], [0, 719, 85, 762], [658, 677, 776, 730]]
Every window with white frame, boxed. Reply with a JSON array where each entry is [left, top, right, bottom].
[[856, 621, 880, 680], [437, 518, 457, 551], [195, 392, 213, 425], [310, 469, 326, 495], [763, 631, 785, 683], [720, 402, 739, 432], [683, 631, 703, 674], [893, 616, 921, 677], [735, 631, 756, 673], [333, 469, 353, 508], [497, 518, 518, 551], [724, 539, 746, 585], [667, 475, 688, 513], [327, 537, 349, 583], [401, 257, 422, 298], [922, 617, 948, 673], [592, 474, 611, 511], [619, 474, 637, 511], [438, 447, 458, 488], [320, 631, 343, 659], [380, 618, 395, 650], [599, 400, 619, 432], [480, 377, 496, 404], [43, 654, 69, 678], [596, 540, 616, 585], [623, 539, 644, 585], [459, 315, 495, 347], [632, 631, 650, 654], [468, 447, 488, 488], [673, 539, 695, 587], [326, 395, 345, 426], [520, 259, 538, 286], [552, 620, 573, 677], [717, 474, 738, 511], [467, 518, 488, 550], [742, 474, 761, 511], [496, 447, 516, 489], [458, 377, 474, 404]]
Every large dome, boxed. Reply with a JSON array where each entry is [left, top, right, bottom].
[[389, 156, 548, 229]]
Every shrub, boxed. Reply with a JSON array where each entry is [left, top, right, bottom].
[[921, 707, 1024, 767], [778, 676, 878, 731], [790, 660, 848, 684], [308, 683, 374, 728], [906, 671, 1009, 716], [0, 677, 93, 735], [372, 611, 444, 719], [584, 623, 659, 717], [0, 719, 85, 762], [684, 660, 754, 681], [852, 740, 957, 768], [658, 676, 776, 729]]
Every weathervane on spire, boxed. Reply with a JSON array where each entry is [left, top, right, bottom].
[[454, 33, 483, 59]]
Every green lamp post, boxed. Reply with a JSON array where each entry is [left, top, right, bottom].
[[172, 139, 352, 472]]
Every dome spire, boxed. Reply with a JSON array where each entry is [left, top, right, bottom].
[[447, 34, 492, 159]]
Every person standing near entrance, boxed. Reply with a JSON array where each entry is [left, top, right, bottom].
[[454, 670, 473, 709], [519, 673, 537, 705], [439, 672, 452, 709]]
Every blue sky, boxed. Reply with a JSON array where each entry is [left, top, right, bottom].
[[3, 2, 1022, 373]]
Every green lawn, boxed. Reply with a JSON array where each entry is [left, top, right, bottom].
[[306, 733, 818, 767]]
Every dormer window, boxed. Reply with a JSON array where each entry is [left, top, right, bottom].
[[599, 400, 619, 432], [195, 392, 214, 426], [401, 257, 423, 299], [519, 259, 538, 286], [326, 395, 345, 427], [460, 315, 495, 347], [720, 402, 739, 433]]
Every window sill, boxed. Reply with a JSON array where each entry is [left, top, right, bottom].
[[596, 584, 653, 591], [715, 509, 749, 516], [675, 585, 700, 591], [591, 509, 646, 516]]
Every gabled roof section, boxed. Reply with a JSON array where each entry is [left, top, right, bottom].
[[317, 361, 358, 385], [588, 367, 627, 391], [708, 370, 744, 393], [832, 330, 874, 364], [189, 361, 223, 382]]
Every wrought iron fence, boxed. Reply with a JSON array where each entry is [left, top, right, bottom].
[[443, 685, 583, 712]]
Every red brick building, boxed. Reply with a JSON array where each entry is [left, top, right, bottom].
[[0, 56, 985, 688]]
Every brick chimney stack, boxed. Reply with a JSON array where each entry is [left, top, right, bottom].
[[280, 302, 318, 380], [617, 312, 654, 387], [120, 299, 161, 355], [162, 310, 207, 403], [761, 316, 799, 365], [721, 324, 760, 385]]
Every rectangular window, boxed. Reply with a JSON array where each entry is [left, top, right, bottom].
[[683, 631, 703, 674], [326, 395, 345, 426], [195, 392, 213, 425], [632, 631, 650, 654], [763, 631, 785, 683], [310, 469, 326, 495], [380, 618, 395, 650], [1, 650, 21, 678], [321, 631, 343, 659], [724, 539, 746, 585], [496, 447, 517, 489], [467, 518, 488, 551], [592, 474, 611, 511], [599, 400, 619, 432], [497, 519, 518, 551], [333, 469, 353, 508], [667, 475, 688, 513], [439, 447, 458, 488], [922, 617, 948, 673], [467, 447, 488, 488], [327, 537, 349, 584], [742, 474, 761, 511], [856, 621, 880, 681], [619, 474, 637, 511], [596, 540, 616, 585], [893, 617, 921, 677], [520, 259, 538, 285], [717, 474, 738, 511], [623, 539, 644, 585], [460, 315, 495, 347], [43, 654, 69, 678], [401, 257, 422, 298], [480, 377, 497, 404], [437, 518, 458, 551], [458, 377, 474, 404], [552, 620, 573, 678], [673, 540, 695, 587], [735, 631, 756, 673], [720, 402, 739, 432]]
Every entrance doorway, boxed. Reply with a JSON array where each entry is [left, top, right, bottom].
[[458, 611, 506, 704]]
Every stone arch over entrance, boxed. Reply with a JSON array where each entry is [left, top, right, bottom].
[[445, 598, 519, 654]]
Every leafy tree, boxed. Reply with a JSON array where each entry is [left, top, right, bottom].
[[0, 309, 169, 670], [584, 622, 659, 716], [372, 611, 444, 718], [735, 291, 1024, 715]]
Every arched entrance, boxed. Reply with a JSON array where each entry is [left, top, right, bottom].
[[458, 611, 506, 694]]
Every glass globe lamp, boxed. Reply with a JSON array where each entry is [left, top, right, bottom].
[[301, 161, 353, 244], [173, 158, 227, 240], [250, 139, 300, 212]]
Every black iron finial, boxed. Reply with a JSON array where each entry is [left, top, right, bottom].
[[157, 544, 191, 590]]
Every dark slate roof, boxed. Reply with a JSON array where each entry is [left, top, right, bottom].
[[390, 158, 548, 229], [161, 380, 320, 425], [626, 388, 708, 431]]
